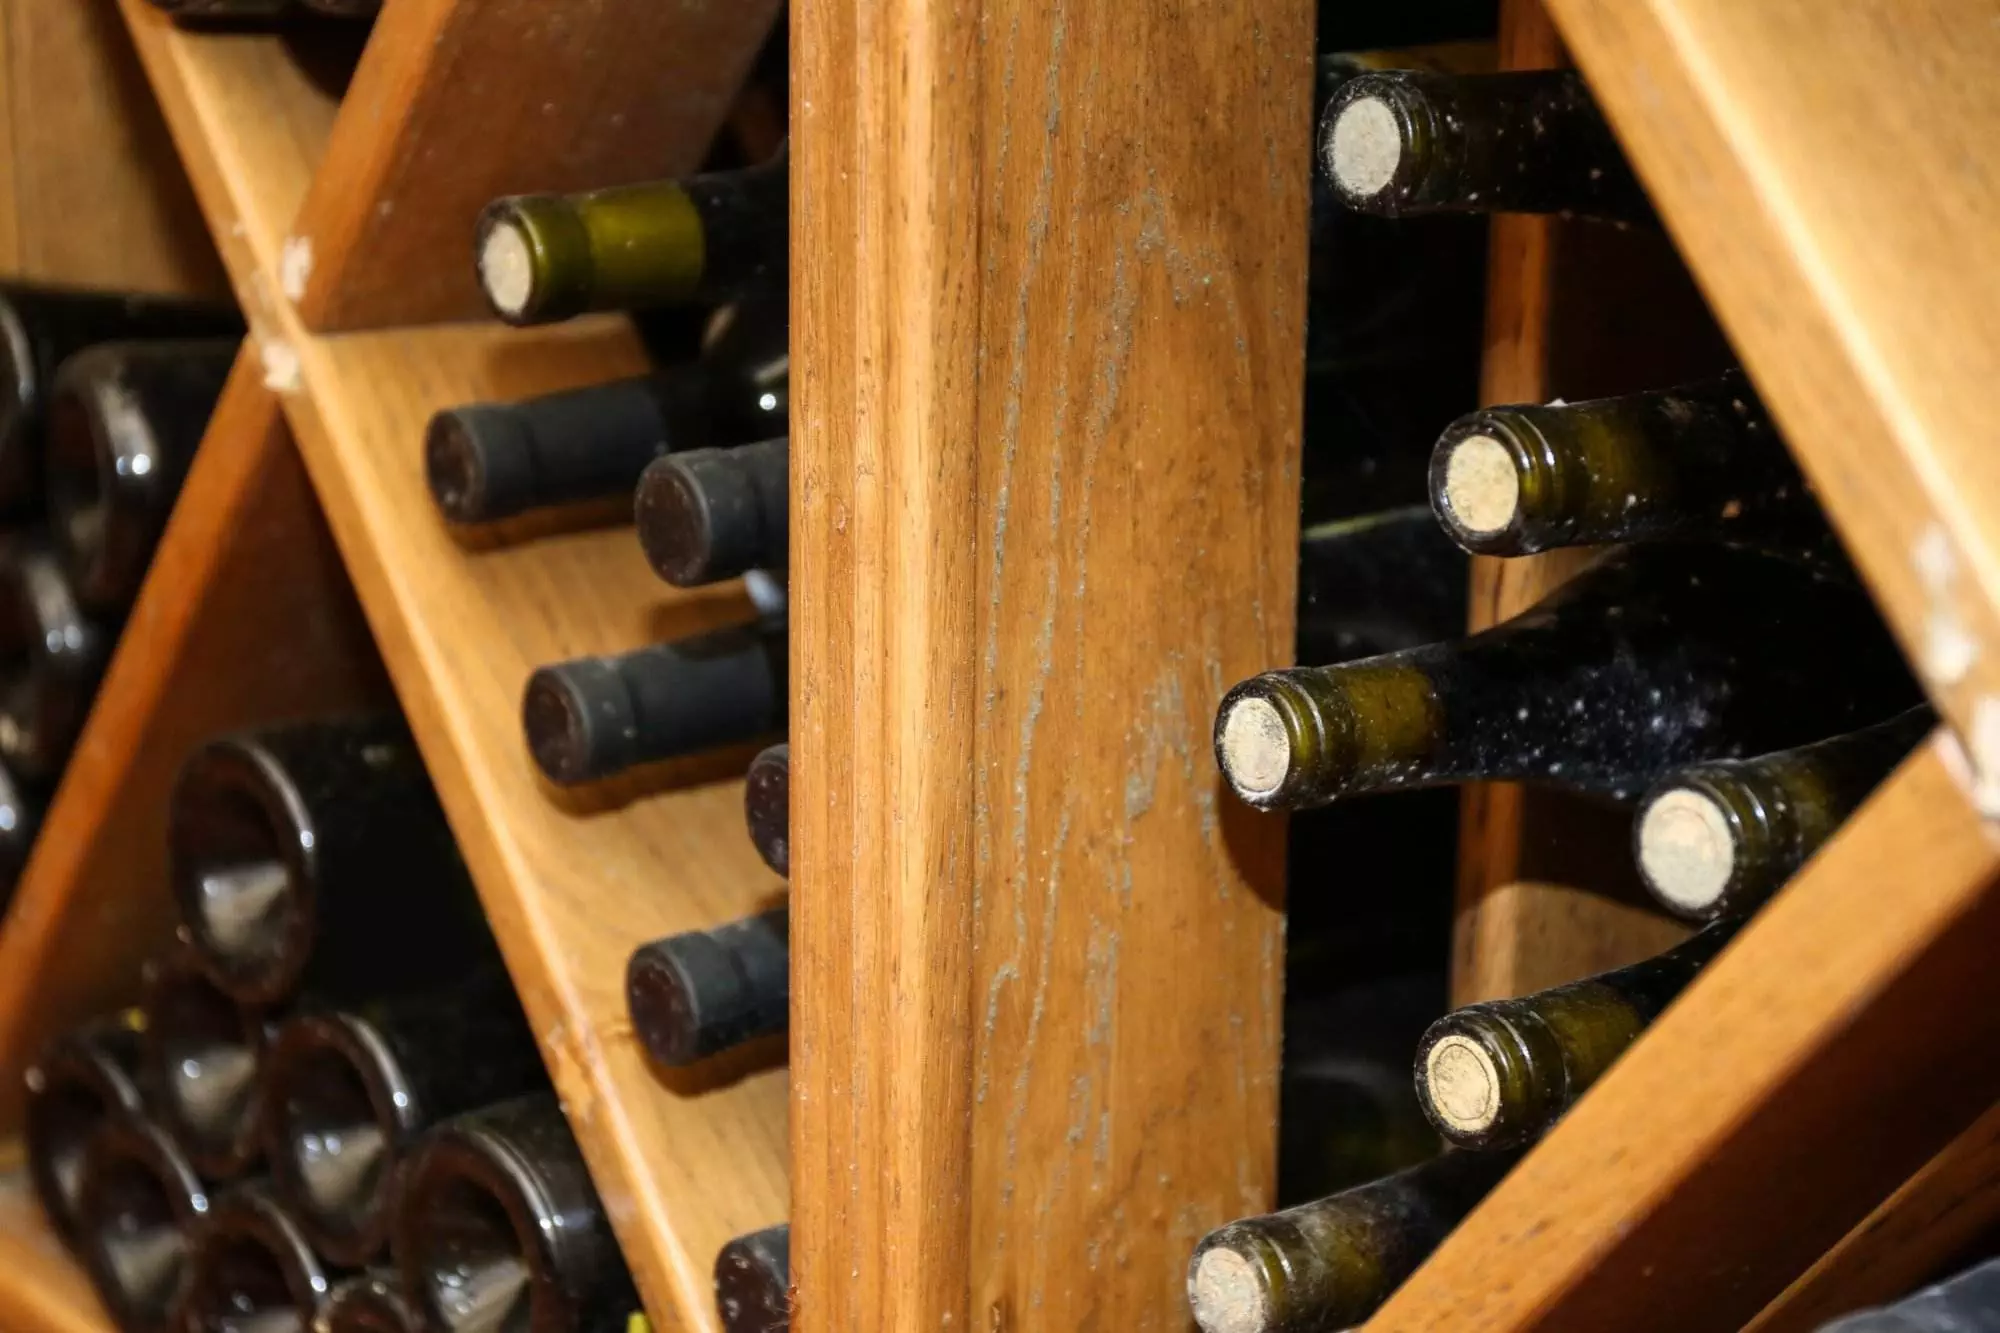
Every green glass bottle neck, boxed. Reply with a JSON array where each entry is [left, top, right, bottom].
[[1215, 658, 1444, 809]]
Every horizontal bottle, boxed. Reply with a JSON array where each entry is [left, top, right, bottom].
[[1414, 920, 1739, 1150], [0, 758, 45, 893], [1637, 705, 1934, 922], [0, 538, 111, 784], [523, 618, 787, 784], [635, 436, 788, 586], [143, 0, 378, 19], [716, 1224, 791, 1333], [1188, 1148, 1523, 1333], [75, 1114, 209, 1333], [1429, 372, 1817, 557], [322, 1272, 422, 1333], [1817, 1253, 2000, 1333], [745, 742, 789, 876], [46, 339, 237, 612], [394, 1094, 638, 1333], [1214, 543, 1919, 811], [0, 282, 241, 515], [628, 908, 789, 1066], [425, 297, 787, 524], [141, 949, 270, 1180], [1296, 507, 1470, 666], [182, 1183, 335, 1333], [1320, 69, 1650, 225], [477, 147, 788, 325], [260, 969, 549, 1265], [24, 1011, 148, 1247], [168, 715, 497, 1005]]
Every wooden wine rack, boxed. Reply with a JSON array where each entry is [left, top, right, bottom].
[[0, 0, 1991, 1329]]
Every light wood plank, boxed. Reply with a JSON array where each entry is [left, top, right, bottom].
[[0, 1172, 108, 1333], [1372, 735, 2000, 1332]]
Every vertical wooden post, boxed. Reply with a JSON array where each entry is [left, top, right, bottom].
[[789, 0, 1311, 1323]]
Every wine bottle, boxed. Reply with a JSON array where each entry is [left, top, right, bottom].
[[476, 146, 788, 325], [628, 908, 788, 1067], [45, 339, 237, 612], [74, 1114, 209, 1333], [1414, 920, 1738, 1150], [143, 0, 378, 19], [1187, 1148, 1523, 1333], [523, 618, 787, 784], [425, 297, 787, 525], [1296, 507, 1469, 666], [745, 742, 789, 877], [167, 715, 496, 1005], [0, 538, 111, 784], [1427, 372, 1818, 557], [1815, 1253, 2000, 1333], [1214, 543, 1918, 811], [260, 968, 548, 1265], [394, 1094, 638, 1333], [141, 949, 270, 1180], [1320, 69, 1651, 225], [1637, 705, 1934, 922], [716, 1224, 791, 1333], [322, 1272, 423, 1333], [0, 758, 45, 893], [181, 1183, 335, 1333], [635, 436, 788, 586], [23, 1011, 147, 1246], [0, 282, 240, 514]]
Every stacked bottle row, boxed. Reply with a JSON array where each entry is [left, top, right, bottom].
[[0, 284, 243, 901], [1186, 63, 1929, 1333]]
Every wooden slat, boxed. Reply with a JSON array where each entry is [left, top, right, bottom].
[[790, 0, 1307, 1324], [0, 352, 385, 1131], [0, 0, 222, 296], [1372, 735, 2000, 1332], [285, 0, 782, 331], [119, 10, 791, 1330], [0, 1173, 108, 1333]]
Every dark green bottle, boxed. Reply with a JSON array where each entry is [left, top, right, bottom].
[[1187, 1148, 1522, 1333], [0, 537, 111, 785], [1636, 705, 1933, 922], [715, 1224, 791, 1333], [23, 1010, 148, 1247], [745, 742, 789, 876], [476, 146, 788, 325], [181, 1183, 335, 1333], [627, 908, 789, 1066], [1413, 920, 1738, 1150], [1295, 507, 1468, 666], [1214, 543, 1918, 811], [1428, 372, 1821, 556], [141, 948, 270, 1181], [75, 1113, 209, 1333], [322, 1272, 423, 1333], [1320, 69, 1651, 225], [635, 435, 788, 587]]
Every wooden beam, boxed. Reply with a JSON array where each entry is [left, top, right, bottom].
[[285, 0, 782, 330]]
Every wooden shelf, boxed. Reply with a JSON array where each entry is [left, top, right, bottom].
[[0, 1174, 108, 1333]]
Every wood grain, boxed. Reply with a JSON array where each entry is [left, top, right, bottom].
[[119, 9, 792, 1330], [0, 351, 385, 1131], [0, 1173, 109, 1333], [790, 0, 1307, 1326], [287, 0, 782, 330], [1372, 735, 2000, 1332]]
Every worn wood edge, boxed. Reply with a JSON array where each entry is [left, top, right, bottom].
[[0, 1172, 107, 1333]]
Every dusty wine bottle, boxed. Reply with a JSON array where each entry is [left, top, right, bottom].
[[24, 1011, 148, 1246], [142, 949, 270, 1180], [1280, 1048, 1440, 1206], [74, 1114, 210, 1333], [715, 1224, 790, 1333], [0, 282, 240, 514], [1816, 1253, 2000, 1333], [523, 618, 787, 784], [1214, 543, 1918, 811], [628, 908, 788, 1067], [45, 339, 237, 612], [182, 1183, 335, 1333], [1428, 372, 1817, 557], [1414, 920, 1738, 1150], [425, 297, 787, 525], [1637, 705, 1933, 922], [394, 1094, 638, 1333], [1320, 69, 1650, 225], [1296, 507, 1469, 666], [0, 538, 110, 784], [168, 715, 496, 1005], [322, 1272, 423, 1333], [635, 436, 788, 586], [745, 742, 789, 876], [1188, 1148, 1523, 1333], [260, 968, 548, 1265], [477, 146, 788, 325]]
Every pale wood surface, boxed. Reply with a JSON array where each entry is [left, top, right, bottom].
[[288, 0, 783, 330], [117, 11, 791, 1331], [0, 1173, 108, 1333], [1373, 736, 2000, 1332], [790, 0, 1306, 1326], [0, 353, 385, 1131], [0, 0, 222, 296]]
